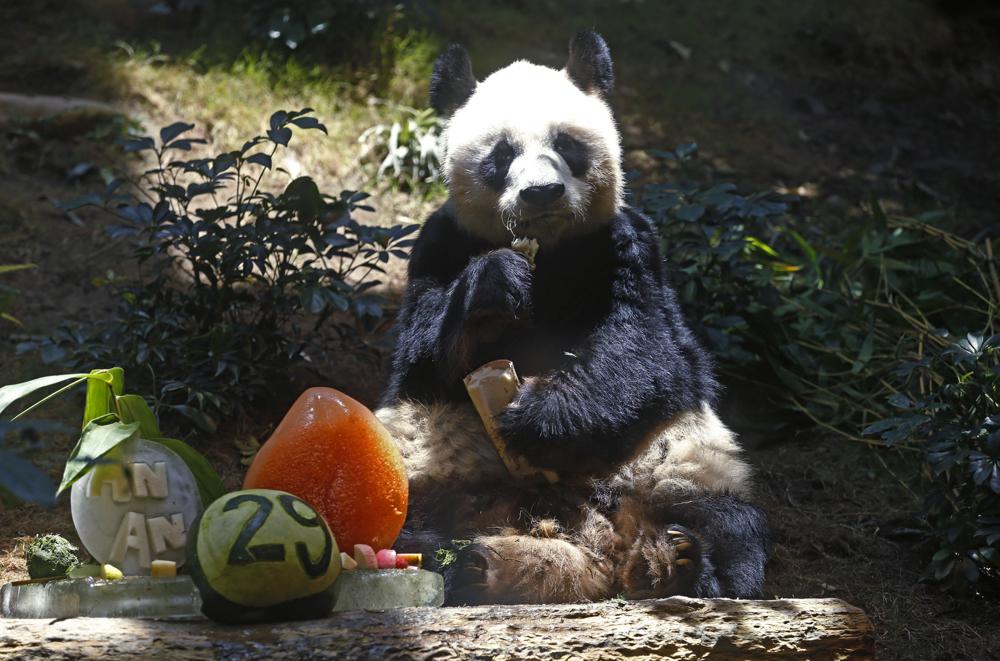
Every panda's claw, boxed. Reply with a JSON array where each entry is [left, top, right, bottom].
[[675, 558, 693, 567]]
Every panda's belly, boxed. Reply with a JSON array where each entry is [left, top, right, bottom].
[[378, 398, 752, 507], [604, 402, 753, 501], [375, 400, 507, 491]]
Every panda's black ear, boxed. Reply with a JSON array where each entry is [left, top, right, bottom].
[[565, 31, 614, 97], [430, 44, 477, 118]]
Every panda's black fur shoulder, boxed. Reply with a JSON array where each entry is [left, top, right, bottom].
[[382, 204, 719, 475]]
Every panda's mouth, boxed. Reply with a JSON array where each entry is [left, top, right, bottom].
[[516, 211, 571, 227]]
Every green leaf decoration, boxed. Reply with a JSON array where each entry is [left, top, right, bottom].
[[81, 367, 124, 429], [154, 437, 226, 506], [57, 419, 140, 496], [0, 373, 89, 417], [116, 394, 162, 438]]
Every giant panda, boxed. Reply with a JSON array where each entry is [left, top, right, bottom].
[[375, 31, 769, 604]]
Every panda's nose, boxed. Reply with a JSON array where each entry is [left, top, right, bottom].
[[519, 183, 565, 206]]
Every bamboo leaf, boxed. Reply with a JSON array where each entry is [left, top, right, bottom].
[[0, 373, 89, 417], [57, 420, 140, 496], [116, 394, 162, 439], [82, 367, 124, 429]]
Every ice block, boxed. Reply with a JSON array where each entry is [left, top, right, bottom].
[[2, 571, 445, 619], [331, 569, 443, 611], [0, 576, 202, 619]]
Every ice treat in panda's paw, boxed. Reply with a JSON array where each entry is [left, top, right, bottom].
[[464, 360, 559, 484]]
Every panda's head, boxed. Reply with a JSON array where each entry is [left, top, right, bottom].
[[431, 31, 623, 245]]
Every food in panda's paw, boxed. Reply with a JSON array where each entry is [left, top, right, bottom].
[[510, 236, 540, 269], [186, 489, 341, 624], [243, 387, 408, 552], [464, 360, 559, 484]]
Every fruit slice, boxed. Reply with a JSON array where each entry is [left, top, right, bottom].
[[375, 549, 397, 569], [100, 564, 123, 580], [340, 552, 358, 571], [150, 560, 177, 578], [398, 553, 422, 569], [354, 544, 377, 570], [243, 388, 408, 552]]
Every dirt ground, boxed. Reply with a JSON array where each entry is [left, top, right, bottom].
[[2, 1, 1000, 659]]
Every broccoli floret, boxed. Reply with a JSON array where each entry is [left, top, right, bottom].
[[25, 534, 79, 579]]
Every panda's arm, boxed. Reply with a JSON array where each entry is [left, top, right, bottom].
[[498, 209, 714, 473], [382, 210, 531, 404]]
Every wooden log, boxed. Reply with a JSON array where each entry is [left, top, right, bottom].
[[0, 597, 874, 660]]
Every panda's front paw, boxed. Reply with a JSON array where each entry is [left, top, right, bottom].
[[497, 381, 574, 470], [464, 249, 532, 320]]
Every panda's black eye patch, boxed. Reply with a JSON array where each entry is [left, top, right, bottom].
[[553, 132, 589, 178], [479, 138, 515, 192]]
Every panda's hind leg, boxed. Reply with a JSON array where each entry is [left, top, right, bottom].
[[446, 509, 617, 605], [619, 523, 718, 599], [616, 494, 768, 599]]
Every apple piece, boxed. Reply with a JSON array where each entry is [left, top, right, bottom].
[[354, 544, 377, 569], [100, 563, 124, 580], [340, 552, 357, 571], [376, 549, 397, 569]]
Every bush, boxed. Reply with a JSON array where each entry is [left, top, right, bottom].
[[865, 333, 1000, 593], [357, 104, 444, 194], [640, 143, 999, 594], [21, 109, 416, 434]]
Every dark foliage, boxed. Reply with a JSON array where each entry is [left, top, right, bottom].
[[640, 144, 999, 594], [20, 110, 416, 434], [865, 333, 999, 593]]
